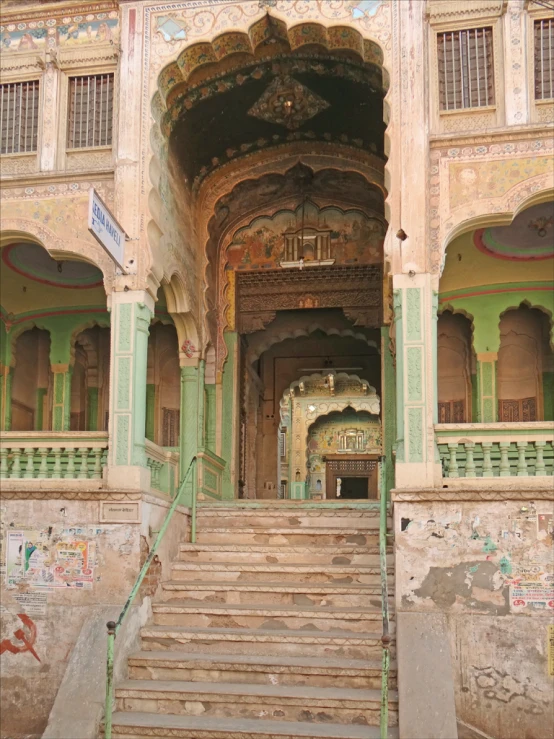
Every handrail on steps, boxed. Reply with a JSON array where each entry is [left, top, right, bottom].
[[103, 456, 197, 739], [379, 455, 391, 739]]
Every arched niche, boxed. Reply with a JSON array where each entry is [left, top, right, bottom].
[[437, 311, 475, 423], [146, 322, 180, 446], [70, 326, 111, 431], [11, 327, 51, 431], [497, 305, 553, 422]]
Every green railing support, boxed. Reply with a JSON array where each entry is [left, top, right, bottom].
[[103, 456, 197, 739], [379, 455, 391, 739]]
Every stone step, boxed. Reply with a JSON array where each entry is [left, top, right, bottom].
[[171, 561, 392, 585], [141, 625, 394, 659], [151, 600, 393, 633], [108, 712, 400, 738], [127, 650, 397, 690], [114, 680, 399, 726], [161, 580, 394, 609], [195, 528, 383, 546], [196, 511, 384, 530], [178, 543, 392, 566]]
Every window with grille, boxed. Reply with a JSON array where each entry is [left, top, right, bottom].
[[535, 18, 554, 100], [438, 27, 495, 110], [279, 429, 287, 458], [67, 74, 114, 149], [0, 81, 39, 154]]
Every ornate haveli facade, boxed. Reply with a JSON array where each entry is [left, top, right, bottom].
[[0, 1, 553, 738]]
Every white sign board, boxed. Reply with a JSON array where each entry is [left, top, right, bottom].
[[88, 188, 127, 272]]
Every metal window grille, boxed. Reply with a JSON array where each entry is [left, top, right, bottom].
[[67, 74, 114, 149], [438, 27, 495, 110], [0, 81, 39, 154], [535, 18, 554, 100]]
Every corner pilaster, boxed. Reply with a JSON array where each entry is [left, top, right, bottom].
[[393, 273, 442, 488], [106, 290, 154, 491]]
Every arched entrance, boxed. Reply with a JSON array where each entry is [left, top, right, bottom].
[[153, 16, 391, 499]]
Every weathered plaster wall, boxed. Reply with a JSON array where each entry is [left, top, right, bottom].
[[394, 497, 554, 739], [0, 494, 189, 739]]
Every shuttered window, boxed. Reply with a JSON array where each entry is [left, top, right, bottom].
[[0, 81, 39, 154], [438, 27, 494, 110], [67, 74, 114, 149], [535, 18, 554, 100]]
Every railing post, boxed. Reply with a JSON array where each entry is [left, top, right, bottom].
[[482, 441, 493, 477], [379, 456, 389, 739], [516, 441, 528, 476], [499, 442, 511, 476], [191, 458, 197, 544], [447, 442, 459, 477], [464, 441, 476, 477], [535, 441, 546, 475], [104, 620, 116, 739]]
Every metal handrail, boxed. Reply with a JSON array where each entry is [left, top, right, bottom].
[[103, 456, 197, 739], [379, 455, 391, 739]]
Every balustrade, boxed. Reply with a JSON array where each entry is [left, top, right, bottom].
[[145, 439, 179, 496], [436, 423, 554, 478], [0, 433, 108, 480]]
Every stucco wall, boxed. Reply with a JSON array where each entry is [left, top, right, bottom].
[[0, 494, 189, 739], [394, 497, 554, 739]]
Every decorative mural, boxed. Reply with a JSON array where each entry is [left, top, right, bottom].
[[474, 202, 554, 261], [308, 409, 381, 458], [0, 11, 119, 50], [224, 201, 384, 271]]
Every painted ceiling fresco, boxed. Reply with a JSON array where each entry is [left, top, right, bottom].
[[169, 54, 385, 186], [225, 201, 384, 271], [474, 202, 554, 261]]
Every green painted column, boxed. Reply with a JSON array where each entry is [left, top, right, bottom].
[[197, 358, 206, 451], [180, 363, 199, 504], [476, 353, 498, 423], [106, 290, 154, 491], [381, 326, 396, 495], [0, 366, 12, 431], [35, 388, 47, 431], [87, 387, 99, 431], [205, 384, 217, 453], [221, 332, 238, 499], [51, 365, 72, 431], [542, 372, 554, 421], [145, 384, 155, 441]]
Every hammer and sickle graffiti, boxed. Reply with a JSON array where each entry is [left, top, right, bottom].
[[0, 613, 41, 662]]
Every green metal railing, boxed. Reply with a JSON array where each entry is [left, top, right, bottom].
[[379, 455, 391, 739], [103, 456, 197, 739]]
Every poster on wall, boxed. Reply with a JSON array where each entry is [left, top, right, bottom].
[[5, 529, 96, 590]]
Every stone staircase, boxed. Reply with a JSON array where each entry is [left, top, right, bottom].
[[108, 501, 398, 739]]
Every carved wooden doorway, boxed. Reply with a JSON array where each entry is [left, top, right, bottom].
[[325, 455, 379, 499]]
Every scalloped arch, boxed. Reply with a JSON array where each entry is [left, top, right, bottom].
[[154, 16, 386, 114]]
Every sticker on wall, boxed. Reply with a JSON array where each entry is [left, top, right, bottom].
[[548, 625, 554, 677], [5, 529, 96, 590]]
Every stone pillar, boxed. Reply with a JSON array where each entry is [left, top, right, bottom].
[[0, 365, 12, 431], [205, 384, 217, 453], [179, 361, 199, 503], [221, 332, 239, 499], [106, 290, 153, 491], [393, 274, 442, 489], [476, 353, 498, 423], [145, 384, 155, 441], [87, 387, 99, 431], [197, 358, 206, 451], [381, 326, 396, 493], [51, 365, 72, 431]]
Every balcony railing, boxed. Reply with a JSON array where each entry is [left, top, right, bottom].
[[0, 432, 109, 480], [436, 423, 554, 478], [144, 439, 179, 497]]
